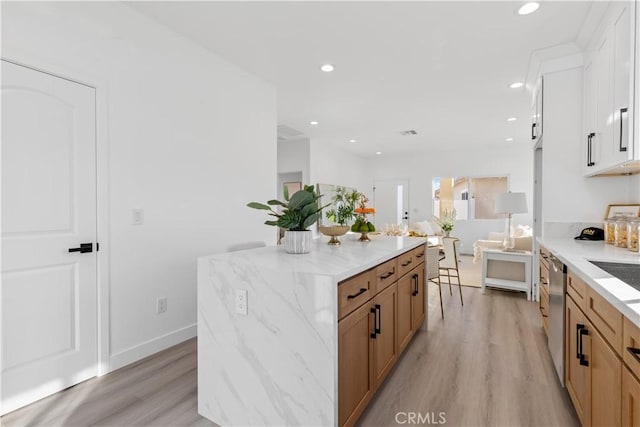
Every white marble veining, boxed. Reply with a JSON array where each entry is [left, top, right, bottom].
[[537, 237, 640, 327], [197, 235, 426, 427]]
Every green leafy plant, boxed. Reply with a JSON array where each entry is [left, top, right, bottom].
[[325, 187, 361, 226], [433, 208, 456, 233], [247, 185, 328, 231]]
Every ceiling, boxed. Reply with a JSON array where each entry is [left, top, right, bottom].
[[129, 1, 596, 157]]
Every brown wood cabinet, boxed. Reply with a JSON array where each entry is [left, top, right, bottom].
[[338, 302, 374, 427], [539, 246, 550, 335], [565, 267, 638, 427], [622, 364, 640, 427], [372, 283, 398, 390], [566, 295, 588, 425], [338, 244, 426, 427]]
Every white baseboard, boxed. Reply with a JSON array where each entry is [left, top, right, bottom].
[[107, 323, 196, 373]]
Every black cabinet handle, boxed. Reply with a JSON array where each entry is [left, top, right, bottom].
[[370, 307, 377, 339], [587, 133, 595, 166], [576, 324, 584, 359], [416, 252, 424, 259], [412, 274, 419, 296], [619, 107, 628, 152], [531, 122, 537, 140], [627, 347, 640, 363], [375, 304, 381, 334], [380, 270, 394, 279], [68, 243, 93, 253], [347, 288, 367, 299], [579, 327, 589, 366], [401, 259, 412, 267]]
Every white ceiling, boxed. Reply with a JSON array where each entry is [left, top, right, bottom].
[[129, 1, 596, 157]]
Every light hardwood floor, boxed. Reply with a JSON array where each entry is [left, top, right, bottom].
[[2, 285, 578, 427]]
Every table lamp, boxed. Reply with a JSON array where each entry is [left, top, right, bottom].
[[495, 192, 528, 251]]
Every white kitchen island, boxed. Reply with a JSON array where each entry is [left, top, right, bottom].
[[197, 234, 428, 427]]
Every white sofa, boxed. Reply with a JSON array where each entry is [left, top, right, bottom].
[[473, 226, 533, 264]]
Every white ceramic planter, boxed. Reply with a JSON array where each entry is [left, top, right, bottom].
[[284, 230, 313, 254]]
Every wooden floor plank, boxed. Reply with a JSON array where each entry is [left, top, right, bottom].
[[2, 285, 578, 427]]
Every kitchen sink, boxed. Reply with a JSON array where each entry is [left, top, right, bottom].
[[589, 261, 640, 291]]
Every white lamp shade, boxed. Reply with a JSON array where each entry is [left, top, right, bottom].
[[495, 192, 528, 214]]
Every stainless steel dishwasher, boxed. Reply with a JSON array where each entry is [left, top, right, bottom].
[[548, 254, 567, 386]]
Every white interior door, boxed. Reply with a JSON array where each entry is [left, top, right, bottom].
[[1, 60, 97, 414], [373, 180, 409, 228]]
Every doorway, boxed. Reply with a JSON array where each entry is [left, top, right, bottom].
[[1, 60, 98, 414], [373, 179, 409, 228]]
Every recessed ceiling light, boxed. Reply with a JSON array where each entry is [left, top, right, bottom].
[[509, 82, 524, 89], [507, 117, 517, 122], [518, 2, 539, 15], [376, 151, 382, 155], [349, 139, 357, 143], [309, 121, 319, 125], [506, 137, 514, 142], [320, 64, 334, 72]]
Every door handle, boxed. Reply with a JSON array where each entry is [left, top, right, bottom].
[[412, 274, 419, 296], [375, 304, 381, 335], [68, 243, 93, 253], [402, 259, 412, 267], [619, 107, 628, 152], [532, 122, 537, 140]]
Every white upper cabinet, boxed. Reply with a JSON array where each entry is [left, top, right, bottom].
[[584, 1, 638, 176]]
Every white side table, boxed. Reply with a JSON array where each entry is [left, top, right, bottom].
[[481, 249, 533, 300]]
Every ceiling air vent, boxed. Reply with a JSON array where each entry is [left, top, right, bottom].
[[277, 124, 305, 141], [400, 130, 418, 136]]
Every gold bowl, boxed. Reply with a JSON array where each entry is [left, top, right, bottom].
[[319, 225, 350, 245]]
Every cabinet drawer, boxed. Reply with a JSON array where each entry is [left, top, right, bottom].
[[540, 285, 549, 336], [375, 259, 397, 293], [338, 270, 374, 320], [539, 246, 550, 269], [623, 316, 640, 379], [567, 271, 588, 311], [397, 251, 415, 279], [586, 287, 623, 356], [412, 245, 426, 265]]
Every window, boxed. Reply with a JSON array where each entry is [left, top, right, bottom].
[[432, 176, 508, 220]]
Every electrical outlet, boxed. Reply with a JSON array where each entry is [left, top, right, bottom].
[[235, 289, 248, 316], [132, 209, 144, 225], [156, 297, 167, 314]]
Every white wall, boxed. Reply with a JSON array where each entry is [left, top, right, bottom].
[[366, 144, 534, 254], [2, 2, 277, 370], [309, 141, 369, 194]]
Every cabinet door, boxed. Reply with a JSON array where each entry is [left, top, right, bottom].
[[584, 51, 598, 173], [622, 364, 640, 427], [566, 296, 588, 425], [338, 302, 374, 427], [588, 320, 622, 427], [595, 27, 615, 168], [410, 267, 426, 330], [612, 3, 632, 163], [372, 283, 398, 390], [397, 272, 413, 353]]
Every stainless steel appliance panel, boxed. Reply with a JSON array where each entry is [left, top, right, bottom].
[[548, 254, 567, 386]]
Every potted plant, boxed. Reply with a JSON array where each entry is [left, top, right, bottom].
[[433, 208, 457, 237], [321, 187, 361, 245], [247, 185, 327, 254]]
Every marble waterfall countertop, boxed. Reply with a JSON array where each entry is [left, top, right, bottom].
[[197, 234, 427, 427], [201, 234, 428, 282], [537, 237, 640, 327]]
